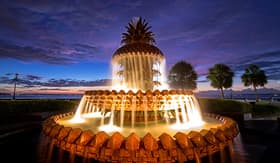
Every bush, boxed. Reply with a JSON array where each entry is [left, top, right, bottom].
[[0, 99, 79, 113], [197, 98, 252, 114], [252, 103, 280, 115]]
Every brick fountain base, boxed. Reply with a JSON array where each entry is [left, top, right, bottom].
[[42, 113, 239, 162]]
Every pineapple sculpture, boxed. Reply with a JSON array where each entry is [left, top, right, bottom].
[[112, 17, 166, 91]]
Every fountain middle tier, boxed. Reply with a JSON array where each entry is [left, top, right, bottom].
[[83, 89, 198, 111], [69, 89, 205, 134]]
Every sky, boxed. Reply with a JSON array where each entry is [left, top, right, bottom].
[[0, 0, 280, 94]]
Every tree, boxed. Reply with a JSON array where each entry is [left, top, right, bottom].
[[121, 17, 155, 45], [168, 61, 198, 90], [241, 64, 267, 102], [207, 64, 234, 98]]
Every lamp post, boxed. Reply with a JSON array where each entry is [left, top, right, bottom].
[[12, 73, 18, 100]]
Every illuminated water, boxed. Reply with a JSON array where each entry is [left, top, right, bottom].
[[58, 115, 221, 137], [112, 50, 168, 91], [67, 92, 206, 135]]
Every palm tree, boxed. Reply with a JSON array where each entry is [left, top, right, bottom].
[[207, 64, 234, 98], [121, 17, 155, 45], [168, 61, 198, 90], [241, 64, 267, 102]]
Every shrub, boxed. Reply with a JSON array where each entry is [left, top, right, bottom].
[[251, 103, 280, 115], [0, 99, 79, 113], [197, 98, 252, 114]]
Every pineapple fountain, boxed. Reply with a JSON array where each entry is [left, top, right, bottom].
[[42, 17, 239, 163]]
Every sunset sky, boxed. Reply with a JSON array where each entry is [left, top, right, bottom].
[[0, 0, 280, 94]]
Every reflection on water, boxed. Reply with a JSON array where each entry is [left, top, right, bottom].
[[231, 134, 249, 163]]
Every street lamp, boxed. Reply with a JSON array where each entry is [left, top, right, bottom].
[[12, 73, 18, 100]]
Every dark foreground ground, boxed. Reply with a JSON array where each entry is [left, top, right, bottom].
[[0, 113, 280, 163]]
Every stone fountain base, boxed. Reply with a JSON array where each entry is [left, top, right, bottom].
[[42, 113, 239, 162]]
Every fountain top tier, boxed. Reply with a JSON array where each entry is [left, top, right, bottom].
[[112, 43, 164, 59], [111, 44, 167, 91], [111, 18, 167, 91]]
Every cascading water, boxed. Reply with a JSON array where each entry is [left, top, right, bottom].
[[112, 44, 167, 91], [67, 90, 205, 137]]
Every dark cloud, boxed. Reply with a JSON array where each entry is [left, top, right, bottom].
[[192, 50, 280, 83], [25, 75, 42, 81], [0, 74, 111, 87], [0, 40, 69, 64], [0, 76, 12, 84], [0, 1, 107, 64], [39, 88, 66, 91], [0, 39, 98, 64], [45, 79, 111, 87], [226, 50, 280, 80], [197, 80, 208, 83]]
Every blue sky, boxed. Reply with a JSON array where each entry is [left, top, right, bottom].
[[0, 0, 280, 94]]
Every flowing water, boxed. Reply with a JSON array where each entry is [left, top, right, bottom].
[[66, 92, 206, 136], [112, 54, 167, 91]]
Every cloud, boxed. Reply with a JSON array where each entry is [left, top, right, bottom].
[[25, 75, 42, 81], [157, 1, 245, 42], [0, 39, 99, 64], [181, 50, 280, 83], [0, 74, 111, 88], [44, 79, 111, 87], [39, 88, 67, 91], [226, 50, 280, 80], [197, 80, 208, 83], [0, 1, 111, 64], [0, 76, 12, 84], [0, 40, 70, 64]]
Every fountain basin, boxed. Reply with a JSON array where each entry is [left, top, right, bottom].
[[42, 113, 239, 162], [57, 114, 221, 138]]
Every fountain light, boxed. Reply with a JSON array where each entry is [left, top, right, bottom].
[[81, 112, 104, 118], [68, 96, 86, 123], [170, 121, 205, 130], [112, 84, 138, 93], [99, 124, 122, 133], [68, 115, 85, 123]]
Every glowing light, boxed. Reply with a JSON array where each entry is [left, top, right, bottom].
[[170, 121, 205, 130], [69, 96, 86, 123], [111, 83, 138, 93], [99, 125, 121, 133], [81, 112, 105, 118], [69, 116, 85, 123]]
